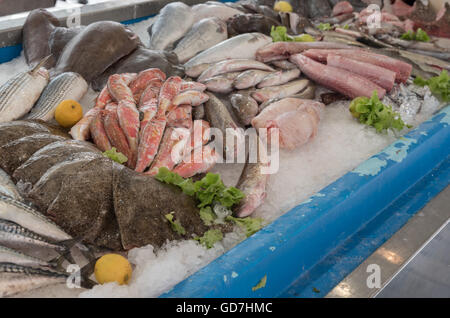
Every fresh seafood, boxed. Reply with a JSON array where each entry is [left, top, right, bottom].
[[26, 72, 88, 121], [271, 60, 297, 70], [191, 3, 242, 22], [303, 49, 413, 83], [0, 64, 49, 123], [0, 168, 21, 201], [135, 118, 167, 173], [251, 98, 324, 150], [255, 41, 355, 63], [49, 26, 85, 64], [172, 145, 219, 178], [173, 17, 228, 63], [180, 81, 207, 93], [103, 106, 133, 164], [0, 194, 72, 241], [172, 91, 209, 107], [129, 68, 166, 103], [0, 263, 68, 297], [257, 68, 301, 88], [89, 111, 111, 152], [251, 79, 311, 103], [326, 54, 396, 91], [148, 2, 194, 50], [184, 33, 272, 70], [203, 72, 241, 94], [306, 0, 331, 18], [54, 21, 141, 82], [22, 9, 59, 67], [69, 108, 101, 141], [167, 105, 193, 129], [233, 70, 273, 90], [0, 246, 51, 268], [198, 59, 275, 82], [332, 1, 354, 16], [290, 54, 386, 99], [226, 13, 280, 36], [157, 76, 183, 116], [230, 93, 259, 126], [185, 63, 214, 78]]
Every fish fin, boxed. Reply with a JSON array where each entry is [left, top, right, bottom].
[[29, 55, 52, 74], [79, 257, 101, 289]]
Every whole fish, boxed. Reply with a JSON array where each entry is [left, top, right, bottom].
[[257, 68, 301, 88], [251, 79, 310, 103], [230, 93, 259, 126], [185, 63, 214, 78], [233, 70, 273, 90], [0, 246, 52, 268], [0, 194, 71, 241], [259, 83, 316, 111], [172, 91, 209, 106], [193, 104, 205, 120], [172, 145, 219, 178], [184, 33, 272, 70], [306, 0, 331, 18], [0, 219, 67, 252], [271, 60, 297, 70], [0, 263, 68, 297], [148, 2, 194, 50], [173, 17, 228, 63], [0, 62, 49, 123], [203, 72, 241, 94], [0, 168, 22, 201], [26, 72, 88, 121], [198, 59, 275, 82], [191, 3, 243, 22]]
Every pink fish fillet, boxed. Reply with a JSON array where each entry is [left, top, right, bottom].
[[70, 107, 101, 141], [172, 145, 218, 178], [135, 118, 167, 173], [89, 110, 111, 152], [251, 98, 324, 150], [129, 68, 166, 103], [172, 90, 209, 106], [255, 42, 354, 63], [157, 76, 183, 117], [303, 49, 412, 83], [180, 81, 206, 92], [103, 105, 133, 168], [326, 54, 396, 91], [146, 127, 191, 176], [167, 105, 193, 129], [289, 54, 386, 99], [332, 1, 353, 16]]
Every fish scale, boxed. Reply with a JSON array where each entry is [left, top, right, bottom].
[[26, 72, 88, 121], [0, 168, 22, 201], [0, 262, 68, 297], [0, 246, 51, 268]]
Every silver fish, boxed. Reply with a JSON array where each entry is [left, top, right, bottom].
[[0, 61, 49, 123], [271, 60, 297, 70], [26, 72, 88, 121], [233, 70, 273, 90], [185, 63, 214, 78], [0, 194, 71, 241], [148, 2, 194, 50], [184, 33, 272, 70], [0, 168, 22, 201], [203, 72, 241, 94], [251, 79, 311, 103], [0, 219, 66, 252], [173, 17, 228, 63], [259, 83, 316, 111], [198, 59, 275, 82], [257, 68, 301, 88], [191, 3, 242, 22], [0, 246, 52, 268], [0, 263, 67, 297]]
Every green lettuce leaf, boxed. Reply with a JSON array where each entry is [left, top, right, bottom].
[[414, 70, 449, 102], [226, 216, 264, 237], [165, 212, 186, 235], [102, 147, 128, 164], [194, 229, 223, 249]]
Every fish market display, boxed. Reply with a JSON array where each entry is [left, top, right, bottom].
[[48, 26, 85, 64], [26, 73, 88, 121], [0, 168, 22, 201]]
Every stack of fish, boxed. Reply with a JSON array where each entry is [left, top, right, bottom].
[[71, 68, 217, 178]]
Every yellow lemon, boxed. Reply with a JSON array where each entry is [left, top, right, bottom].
[[274, 1, 293, 12], [94, 254, 132, 285], [54, 99, 83, 128]]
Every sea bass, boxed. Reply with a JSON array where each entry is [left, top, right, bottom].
[[148, 2, 194, 50], [0, 263, 68, 297], [26, 72, 88, 121], [184, 33, 272, 70], [0, 65, 49, 123], [173, 17, 228, 63], [0, 168, 22, 201]]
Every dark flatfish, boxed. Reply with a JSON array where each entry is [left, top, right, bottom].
[[306, 0, 331, 19], [0, 121, 51, 148], [22, 9, 60, 67], [49, 26, 85, 64], [53, 21, 141, 82], [227, 13, 280, 36], [91, 47, 184, 91]]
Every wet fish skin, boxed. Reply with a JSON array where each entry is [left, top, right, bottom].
[[185, 63, 214, 78], [26, 72, 88, 121], [258, 83, 317, 111], [172, 145, 219, 178], [198, 59, 275, 82], [191, 3, 243, 22], [135, 118, 167, 173], [233, 70, 273, 90], [0, 246, 51, 268], [0, 262, 67, 297], [230, 93, 259, 126], [172, 91, 209, 107], [0, 168, 22, 201], [0, 194, 72, 241], [173, 17, 228, 63], [271, 60, 297, 70], [184, 33, 272, 70], [148, 2, 194, 51], [257, 68, 301, 88], [203, 72, 241, 94], [251, 79, 310, 103], [0, 67, 49, 123]]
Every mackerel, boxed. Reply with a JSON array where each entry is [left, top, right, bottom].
[[0, 194, 71, 241], [0, 262, 67, 297], [26, 72, 88, 121], [0, 168, 22, 201], [0, 60, 49, 123], [0, 246, 52, 268]]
